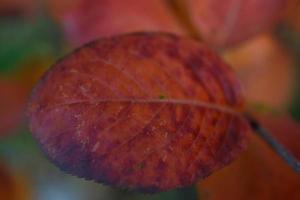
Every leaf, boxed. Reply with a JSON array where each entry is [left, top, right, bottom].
[[198, 115, 300, 200], [48, 0, 185, 46], [178, 0, 286, 48], [223, 33, 295, 110], [27, 33, 249, 192]]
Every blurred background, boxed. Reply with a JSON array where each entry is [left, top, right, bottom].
[[0, 0, 299, 199]]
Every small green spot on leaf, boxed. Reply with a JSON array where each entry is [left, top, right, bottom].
[[137, 163, 145, 169], [159, 95, 166, 99]]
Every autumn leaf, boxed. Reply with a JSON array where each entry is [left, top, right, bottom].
[[198, 116, 300, 200], [176, 0, 286, 48], [27, 33, 249, 192], [223, 33, 295, 110], [48, 0, 185, 47]]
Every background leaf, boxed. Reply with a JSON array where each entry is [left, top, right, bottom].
[[47, 0, 185, 47], [175, 0, 286, 48], [223, 33, 295, 111]]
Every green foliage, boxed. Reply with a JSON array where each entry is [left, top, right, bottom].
[[0, 14, 63, 74]]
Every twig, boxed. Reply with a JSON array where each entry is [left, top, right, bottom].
[[245, 115, 300, 175]]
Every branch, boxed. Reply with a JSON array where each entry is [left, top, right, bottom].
[[245, 115, 300, 175]]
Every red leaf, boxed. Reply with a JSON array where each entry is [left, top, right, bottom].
[[27, 33, 249, 192], [49, 0, 185, 46], [223, 33, 295, 110], [181, 0, 286, 48]]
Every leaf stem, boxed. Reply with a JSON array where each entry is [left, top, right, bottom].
[[245, 115, 300, 175]]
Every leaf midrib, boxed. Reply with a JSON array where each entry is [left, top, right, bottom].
[[45, 98, 243, 116]]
